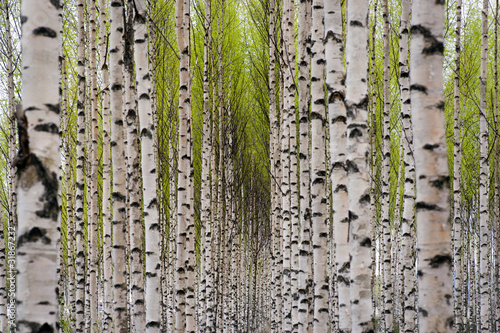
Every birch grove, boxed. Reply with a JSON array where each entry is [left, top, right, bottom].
[[1, 0, 499, 332]]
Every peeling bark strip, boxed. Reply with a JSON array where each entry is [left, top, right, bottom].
[[17, 0, 61, 331], [410, 0, 453, 330]]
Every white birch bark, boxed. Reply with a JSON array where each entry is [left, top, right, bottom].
[[109, 1, 128, 331], [310, 0, 328, 331], [99, 0, 113, 331], [398, 0, 416, 330], [381, 0, 393, 329], [297, 0, 312, 331], [325, 0, 350, 330], [452, 0, 463, 330], [345, 0, 374, 330], [16, 0, 61, 331], [410, 0, 453, 330], [75, 0, 87, 330], [479, 0, 490, 331], [200, 0, 212, 329], [132, 1, 162, 331], [175, 0, 195, 329], [89, 1, 99, 330]]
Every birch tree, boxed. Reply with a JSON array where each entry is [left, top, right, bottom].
[[16, 0, 61, 331], [410, 0, 453, 330], [175, 0, 195, 329], [479, 0, 490, 330], [325, 0, 350, 330], [310, 0, 329, 331], [132, 0, 162, 331], [109, 0, 129, 331], [345, 0, 374, 330]]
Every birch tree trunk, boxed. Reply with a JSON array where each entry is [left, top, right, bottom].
[[17, 0, 61, 331], [175, 0, 195, 329], [381, 0, 393, 329], [479, 0, 490, 331], [75, 0, 87, 330], [109, 1, 129, 331], [132, 1, 162, 331], [281, 0, 292, 329], [297, 0, 312, 331], [345, 0, 374, 330], [89, 0, 100, 330], [99, 0, 113, 331], [452, 0, 463, 330], [325, 0, 350, 330], [398, 0, 416, 330], [410, 0, 453, 330], [310, 0, 328, 331], [200, 0, 212, 329]]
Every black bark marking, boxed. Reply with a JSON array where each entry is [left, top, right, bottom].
[[45, 103, 61, 114], [350, 20, 363, 27], [360, 237, 371, 247], [349, 211, 358, 221], [416, 202, 442, 211], [34, 123, 59, 134], [18, 227, 51, 246], [346, 160, 359, 173], [423, 143, 439, 150], [139, 93, 150, 100], [359, 194, 370, 204], [21, 16, 28, 24], [112, 192, 126, 202], [427, 254, 452, 268], [33, 27, 57, 38], [410, 25, 444, 55], [419, 308, 428, 317], [430, 175, 449, 189], [410, 84, 428, 94], [14, 104, 30, 170], [18, 322, 54, 333], [111, 84, 122, 91], [50, 0, 62, 9]]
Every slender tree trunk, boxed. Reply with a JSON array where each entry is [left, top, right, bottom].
[[99, 0, 113, 331], [345, 0, 374, 330], [297, 0, 312, 330], [479, 0, 490, 331], [410, 0, 453, 330], [452, 0, 463, 331], [123, 4, 146, 330], [109, 1, 129, 331], [16, 0, 61, 331], [200, 0, 212, 329], [175, 0, 195, 329], [398, 0, 416, 330], [381, 0, 393, 329], [88, 1, 100, 330], [310, 0, 328, 331], [132, 1, 162, 331], [325, 0, 349, 330], [75, 0, 87, 330]]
